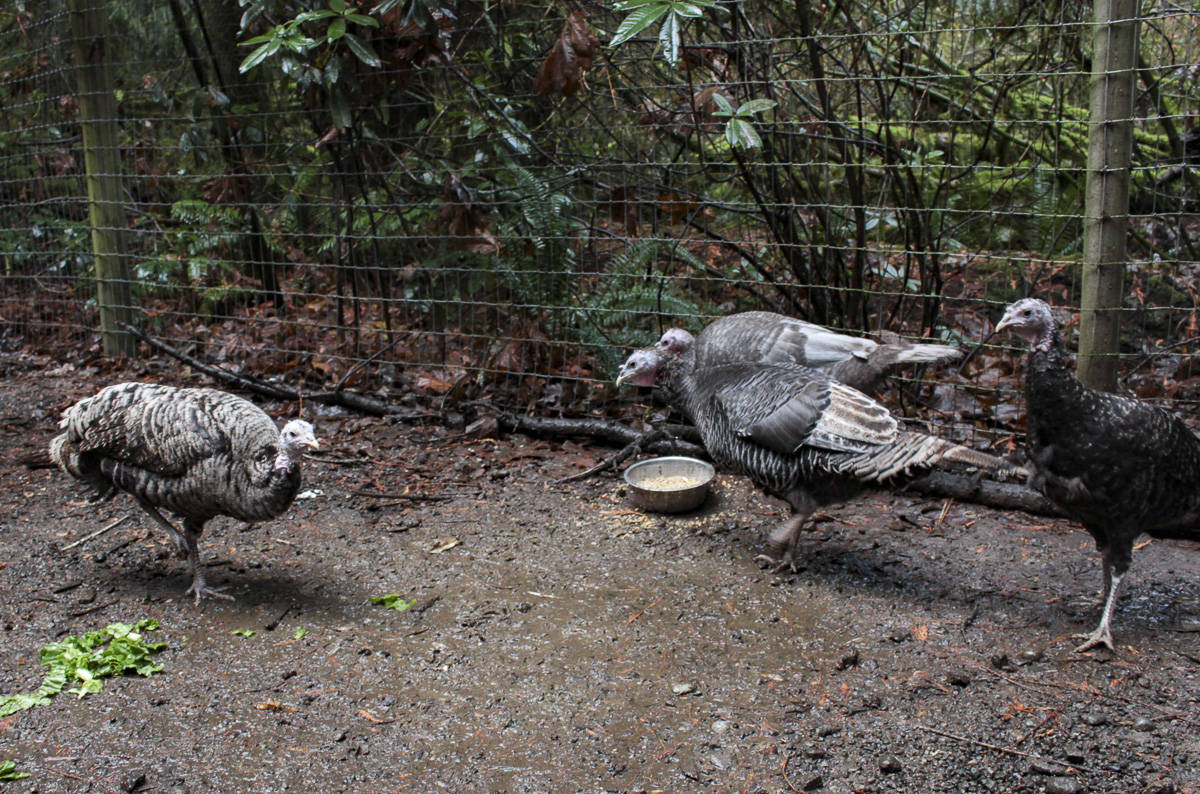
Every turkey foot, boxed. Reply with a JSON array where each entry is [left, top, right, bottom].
[[754, 552, 798, 574], [185, 570, 234, 604], [1072, 627, 1115, 654]]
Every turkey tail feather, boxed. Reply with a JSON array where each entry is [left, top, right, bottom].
[[889, 343, 964, 365]]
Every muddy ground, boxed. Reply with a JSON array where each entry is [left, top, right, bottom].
[[0, 354, 1197, 794]]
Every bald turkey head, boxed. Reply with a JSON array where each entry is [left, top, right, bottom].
[[616, 349, 663, 388], [656, 328, 695, 355], [996, 298, 1057, 353]]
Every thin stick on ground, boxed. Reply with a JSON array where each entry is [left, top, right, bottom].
[[554, 427, 674, 484], [349, 488, 455, 502], [916, 724, 1100, 774], [60, 514, 130, 551]]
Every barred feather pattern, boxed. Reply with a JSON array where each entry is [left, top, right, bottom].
[[655, 351, 1009, 498], [637, 345, 1012, 570], [666, 311, 962, 394], [703, 400, 1007, 497], [50, 382, 304, 524]]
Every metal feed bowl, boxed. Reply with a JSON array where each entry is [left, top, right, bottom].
[[623, 456, 715, 513]]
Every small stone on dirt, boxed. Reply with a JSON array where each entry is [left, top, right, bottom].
[[671, 682, 696, 695], [879, 755, 902, 773], [1044, 776, 1083, 794], [946, 669, 971, 687]]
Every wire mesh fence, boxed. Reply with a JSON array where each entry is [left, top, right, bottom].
[[2, 0, 1199, 448]]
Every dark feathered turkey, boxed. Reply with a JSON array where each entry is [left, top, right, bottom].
[[997, 297, 1200, 652], [50, 382, 319, 602], [658, 311, 962, 394], [617, 346, 1014, 570]]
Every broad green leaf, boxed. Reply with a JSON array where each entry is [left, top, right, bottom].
[[0, 761, 30, 782], [726, 117, 762, 149], [711, 93, 734, 115], [239, 40, 280, 74], [346, 13, 378, 27], [294, 627, 309, 640], [296, 9, 338, 23], [613, 0, 661, 8], [673, 3, 709, 19], [240, 32, 277, 47], [0, 693, 51, 718], [0, 620, 164, 717], [239, 0, 267, 31], [328, 0, 346, 11], [736, 98, 777, 116], [370, 593, 416, 611], [609, 4, 669, 48], [344, 33, 382, 67], [657, 10, 681, 65], [328, 17, 346, 40]]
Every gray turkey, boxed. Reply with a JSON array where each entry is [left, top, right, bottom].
[[50, 382, 319, 602], [617, 346, 1014, 570], [996, 297, 1200, 652], [657, 311, 962, 394]]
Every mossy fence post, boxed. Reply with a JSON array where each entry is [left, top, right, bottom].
[[69, 0, 135, 357], [1077, 0, 1139, 391]]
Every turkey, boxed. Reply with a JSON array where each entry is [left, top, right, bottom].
[[995, 297, 1200, 652], [657, 311, 963, 394], [617, 346, 1014, 571], [50, 382, 319, 603]]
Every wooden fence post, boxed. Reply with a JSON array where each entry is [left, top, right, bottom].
[[69, 0, 135, 357], [1077, 0, 1139, 391]]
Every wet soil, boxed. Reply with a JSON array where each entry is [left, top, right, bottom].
[[1, 357, 1198, 793]]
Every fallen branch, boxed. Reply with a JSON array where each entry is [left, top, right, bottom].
[[498, 412, 697, 447], [498, 413, 706, 474], [119, 323, 435, 420], [554, 426, 703, 484], [500, 413, 1057, 516], [916, 724, 1099, 774], [349, 488, 455, 502], [70, 599, 119, 618], [904, 471, 1060, 516]]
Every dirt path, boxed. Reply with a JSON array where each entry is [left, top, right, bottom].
[[1, 361, 1197, 793]]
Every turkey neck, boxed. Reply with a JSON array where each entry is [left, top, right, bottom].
[[1023, 327, 1091, 436], [659, 348, 700, 419]]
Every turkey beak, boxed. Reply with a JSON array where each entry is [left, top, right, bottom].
[[305, 438, 321, 451], [994, 312, 1014, 333], [615, 370, 631, 388]]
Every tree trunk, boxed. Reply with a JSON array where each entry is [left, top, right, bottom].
[[1078, 0, 1139, 391], [69, 0, 135, 358]]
